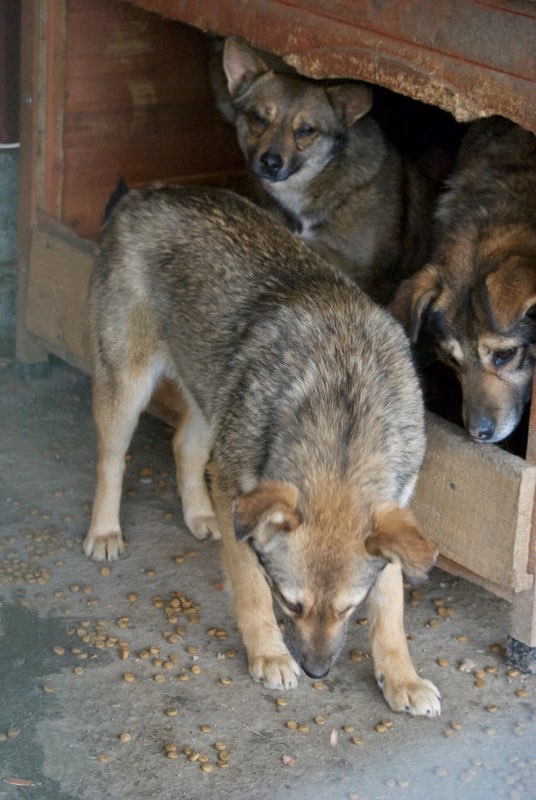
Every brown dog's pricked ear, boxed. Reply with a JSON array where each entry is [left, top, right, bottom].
[[325, 83, 373, 128], [366, 502, 438, 583], [484, 256, 536, 332], [223, 37, 269, 99], [389, 265, 442, 343], [233, 480, 302, 547]]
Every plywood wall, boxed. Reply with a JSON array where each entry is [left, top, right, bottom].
[[44, 0, 244, 241]]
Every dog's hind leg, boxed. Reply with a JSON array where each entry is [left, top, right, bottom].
[[172, 395, 220, 541], [84, 362, 160, 561], [368, 562, 441, 717]]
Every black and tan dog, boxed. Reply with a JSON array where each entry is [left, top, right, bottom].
[[84, 185, 440, 715], [391, 117, 536, 443], [220, 37, 433, 304]]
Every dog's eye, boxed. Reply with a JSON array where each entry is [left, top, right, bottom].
[[336, 606, 354, 619], [282, 597, 303, 616], [294, 124, 316, 140], [492, 347, 517, 367], [247, 112, 267, 131]]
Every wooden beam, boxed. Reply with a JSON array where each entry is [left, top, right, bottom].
[[128, 0, 536, 134], [25, 224, 94, 367], [414, 413, 536, 593], [16, 0, 48, 363]]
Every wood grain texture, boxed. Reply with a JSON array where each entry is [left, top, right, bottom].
[[26, 226, 94, 366], [129, 0, 536, 133], [16, 0, 49, 363], [55, 0, 243, 240], [414, 413, 536, 593]]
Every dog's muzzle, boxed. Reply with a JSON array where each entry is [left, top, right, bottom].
[[255, 151, 297, 183], [301, 661, 331, 680], [467, 414, 496, 442]]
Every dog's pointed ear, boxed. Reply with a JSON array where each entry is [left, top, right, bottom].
[[484, 256, 536, 331], [233, 481, 302, 548], [366, 502, 438, 583], [223, 37, 269, 99], [389, 265, 442, 343], [325, 83, 373, 128]]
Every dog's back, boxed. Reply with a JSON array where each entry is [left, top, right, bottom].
[[92, 185, 424, 501], [435, 117, 536, 263]]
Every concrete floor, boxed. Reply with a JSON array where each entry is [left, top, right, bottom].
[[0, 356, 535, 800]]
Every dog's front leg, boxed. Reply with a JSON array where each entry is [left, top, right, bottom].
[[220, 523, 300, 691], [367, 563, 441, 716]]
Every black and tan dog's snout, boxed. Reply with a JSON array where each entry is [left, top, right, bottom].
[[253, 146, 299, 182], [258, 150, 284, 181], [464, 409, 497, 442], [461, 371, 526, 444]]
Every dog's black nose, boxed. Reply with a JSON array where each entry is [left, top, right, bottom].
[[259, 151, 283, 179], [301, 663, 330, 680], [472, 417, 495, 441]]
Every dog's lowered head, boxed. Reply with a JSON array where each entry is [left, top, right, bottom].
[[391, 250, 536, 443], [233, 480, 437, 679], [392, 116, 536, 444]]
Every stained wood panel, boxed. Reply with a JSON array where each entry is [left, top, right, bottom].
[[49, 0, 243, 240], [414, 414, 536, 593], [131, 0, 536, 134], [26, 226, 94, 366]]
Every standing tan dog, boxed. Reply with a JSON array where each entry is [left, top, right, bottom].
[[220, 37, 433, 304], [391, 117, 536, 443], [84, 185, 440, 715]]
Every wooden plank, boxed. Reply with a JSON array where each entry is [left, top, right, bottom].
[[56, 0, 243, 240], [25, 226, 94, 367], [414, 413, 536, 593], [511, 586, 536, 648], [437, 555, 513, 602], [42, 0, 66, 220], [525, 372, 536, 577], [16, 0, 49, 363], [130, 0, 536, 134]]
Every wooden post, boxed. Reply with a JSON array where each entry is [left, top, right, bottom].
[[508, 372, 536, 671], [16, 0, 49, 363]]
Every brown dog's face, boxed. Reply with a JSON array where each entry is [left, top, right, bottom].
[[222, 37, 372, 187], [391, 255, 536, 443], [233, 481, 436, 679]]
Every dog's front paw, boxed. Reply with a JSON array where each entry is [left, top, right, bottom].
[[83, 531, 125, 561], [377, 671, 441, 717], [249, 653, 300, 691], [185, 512, 221, 541]]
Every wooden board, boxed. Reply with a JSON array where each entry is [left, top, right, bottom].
[[130, 0, 536, 134], [26, 225, 94, 368], [43, 0, 245, 241], [414, 413, 536, 593]]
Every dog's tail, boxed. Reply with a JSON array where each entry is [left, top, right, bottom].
[[102, 176, 129, 227]]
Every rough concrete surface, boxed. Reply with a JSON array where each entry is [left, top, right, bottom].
[[0, 358, 534, 800]]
